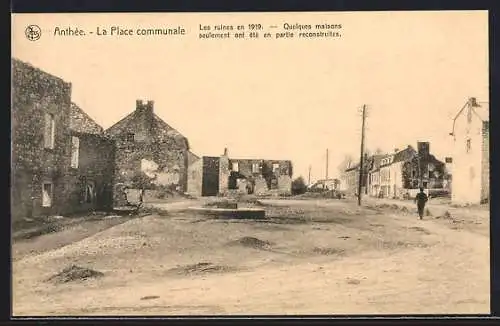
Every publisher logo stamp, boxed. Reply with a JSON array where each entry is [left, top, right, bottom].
[[25, 25, 41, 41]]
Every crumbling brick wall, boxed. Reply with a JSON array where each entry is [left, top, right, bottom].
[[11, 59, 73, 220]]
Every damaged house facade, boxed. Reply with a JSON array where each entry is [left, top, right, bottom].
[[11, 59, 115, 221], [105, 100, 191, 205], [449, 97, 489, 204], [187, 148, 293, 197]]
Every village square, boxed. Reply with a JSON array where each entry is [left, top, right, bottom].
[[10, 57, 490, 315], [11, 10, 490, 316]]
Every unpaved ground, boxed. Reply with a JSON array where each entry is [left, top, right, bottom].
[[12, 198, 489, 315]]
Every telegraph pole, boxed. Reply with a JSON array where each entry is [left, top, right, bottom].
[[308, 165, 312, 185], [325, 149, 329, 181], [357, 105, 367, 206]]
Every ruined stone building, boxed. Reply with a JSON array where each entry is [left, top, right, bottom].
[[11, 59, 114, 221], [105, 100, 191, 205], [449, 97, 489, 204], [187, 148, 293, 197], [68, 103, 115, 212]]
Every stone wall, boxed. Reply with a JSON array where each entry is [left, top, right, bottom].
[[62, 133, 115, 213], [106, 101, 190, 201], [11, 59, 73, 220], [228, 158, 293, 195], [187, 157, 203, 197]]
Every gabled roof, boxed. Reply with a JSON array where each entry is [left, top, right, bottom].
[[474, 101, 489, 122], [368, 154, 386, 171], [393, 146, 416, 163], [104, 110, 189, 149], [70, 103, 104, 135], [450, 98, 489, 136]]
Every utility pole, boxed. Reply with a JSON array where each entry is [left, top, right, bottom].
[[357, 105, 367, 206], [308, 165, 312, 185], [325, 149, 329, 180]]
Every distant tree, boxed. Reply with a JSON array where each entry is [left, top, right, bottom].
[[291, 176, 307, 195], [374, 148, 384, 155], [337, 154, 354, 174]]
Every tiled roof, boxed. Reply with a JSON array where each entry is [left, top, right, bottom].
[[393, 146, 416, 163]]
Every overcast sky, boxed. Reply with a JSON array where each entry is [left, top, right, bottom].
[[12, 11, 488, 183]]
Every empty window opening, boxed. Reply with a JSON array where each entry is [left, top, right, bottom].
[[126, 133, 135, 142], [42, 182, 53, 207], [84, 181, 96, 204]]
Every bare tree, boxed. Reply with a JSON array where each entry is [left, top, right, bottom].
[[337, 154, 354, 174]]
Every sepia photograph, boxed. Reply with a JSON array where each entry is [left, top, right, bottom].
[[11, 11, 489, 316]]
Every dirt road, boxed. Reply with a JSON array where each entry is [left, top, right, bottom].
[[12, 198, 489, 315]]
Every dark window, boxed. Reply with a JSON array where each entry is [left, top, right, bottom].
[[126, 133, 135, 142]]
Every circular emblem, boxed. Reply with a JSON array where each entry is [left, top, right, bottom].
[[25, 25, 41, 41]]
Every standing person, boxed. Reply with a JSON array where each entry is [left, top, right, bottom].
[[414, 187, 428, 220]]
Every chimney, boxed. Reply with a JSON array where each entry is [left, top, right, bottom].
[[223, 148, 228, 156], [394, 148, 399, 153], [136, 99, 154, 113]]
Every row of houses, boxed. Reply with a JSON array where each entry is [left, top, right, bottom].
[[339, 97, 489, 205], [340, 142, 449, 199], [11, 58, 293, 221]]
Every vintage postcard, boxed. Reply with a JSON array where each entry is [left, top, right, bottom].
[[11, 11, 489, 316]]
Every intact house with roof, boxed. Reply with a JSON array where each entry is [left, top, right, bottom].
[[340, 155, 370, 196], [187, 148, 293, 197], [11, 58, 115, 221], [104, 99, 191, 206], [340, 142, 446, 199], [449, 97, 489, 204]]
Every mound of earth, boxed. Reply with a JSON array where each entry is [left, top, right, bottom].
[[312, 247, 345, 256], [168, 262, 238, 275], [230, 236, 272, 250], [47, 265, 104, 284]]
